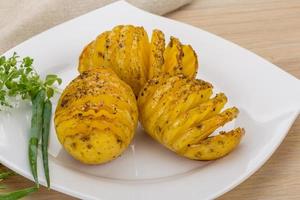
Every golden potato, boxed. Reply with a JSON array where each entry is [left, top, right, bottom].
[[55, 67, 138, 164], [78, 25, 199, 96], [138, 74, 244, 160], [78, 25, 149, 96]]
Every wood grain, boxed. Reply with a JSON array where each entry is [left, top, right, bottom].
[[1, 0, 299, 199]]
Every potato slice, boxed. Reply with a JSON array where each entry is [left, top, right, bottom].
[[91, 31, 110, 68], [163, 37, 183, 75], [156, 80, 215, 130], [128, 27, 150, 96], [161, 93, 227, 147], [137, 27, 150, 86], [172, 107, 239, 152], [148, 29, 165, 80], [182, 45, 198, 78], [106, 25, 124, 74], [98, 25, 123, 67], [163, 36, 198, 78], [78, 41, 95, 72], [140, 75, 183, 123], [137, 74, 169, 113], [182, 128, 244, 160], [145, 76, 192, 140], [113, 25, 135, 87]]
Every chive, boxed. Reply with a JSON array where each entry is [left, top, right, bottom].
[[41, 99, 52, 188], [28, 90, 45, 187]]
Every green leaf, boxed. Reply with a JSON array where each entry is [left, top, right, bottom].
[[5, 81, 15, 90], [25, 67, 32, 74], [23, 57, 33, 68], [46, 88, 54, 99], [45, 74, 58, 86]]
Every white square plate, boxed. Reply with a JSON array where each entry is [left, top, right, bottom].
[[0, 1, 299, 200]]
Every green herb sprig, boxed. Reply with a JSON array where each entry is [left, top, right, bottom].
[[0, 53, 62, 198], [0, 52, 61, 108]]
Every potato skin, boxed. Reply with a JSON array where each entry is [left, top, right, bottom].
[[138, 74, 244, 160], [55, 67, 138, 164]]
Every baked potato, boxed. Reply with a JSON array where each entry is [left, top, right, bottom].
[[54, 67, 138, 164], [137, 74, 244, 160], [78, 25, 198, 96]]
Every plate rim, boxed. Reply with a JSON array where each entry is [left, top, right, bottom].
[[1, 1, 300, 200]]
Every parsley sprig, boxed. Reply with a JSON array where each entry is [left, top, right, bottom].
[[0, 52, 61, 108]]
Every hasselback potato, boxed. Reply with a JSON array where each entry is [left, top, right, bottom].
[[54, 67, 138, 164], [78, 25, 198, 96], [137, 74, 244, 160], [58, 24, 244, 163]]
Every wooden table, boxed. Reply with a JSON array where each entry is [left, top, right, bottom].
[[1, 0, 299, 199]]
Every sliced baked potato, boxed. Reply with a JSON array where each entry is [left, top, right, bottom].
[[137, 74, 244, 160], [78, 25, 199, 95], [55, 67, 138, 164]]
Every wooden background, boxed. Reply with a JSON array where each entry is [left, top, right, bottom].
[[1, 0, 299, 199]]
